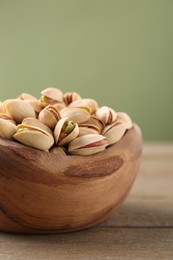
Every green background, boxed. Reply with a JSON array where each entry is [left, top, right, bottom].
[[0, 0, 172, 141]]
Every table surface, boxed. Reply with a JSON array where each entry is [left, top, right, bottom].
[[0, 143, 173, 260]]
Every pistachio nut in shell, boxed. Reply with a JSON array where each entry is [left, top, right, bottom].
[[79, 115, 104, 134], [14, 124, 54, 151], [116, 112, 133, 129], [40, 87, 63, 105], [69, 98, 98, 114], [38, 105, 61, 129], [3, 99, 36, 123], [54, 117, 79, 146], [0, 113, 17, 140], [68, 134, 108, 155], [63, 92, 81, 105], [18, 93, 37, 101], [60, 107, 90, 124], [22, 117, 53, 135], [102, 121, 128, 146], [95, 106, 117, 125]]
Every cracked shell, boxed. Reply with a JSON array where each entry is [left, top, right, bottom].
[[38, 105, 61, 129], [18, 93, 37, 101], [40, 87, 63, 105], [3, 99, 36, 123], [54, 117, 79, 146], [69, 98, 98, 114], [63, 92, 81, 105], [116, 112, 133, 129], [14, 124, 54, 151], [102, 121, 127, 146], [60, 107, 90, 124], [68, 134, 108, 155], [95, 106, 117, 125], [22, 117, 53, 135], [79, 115, 104, 134], [0, 113, 17, 140]]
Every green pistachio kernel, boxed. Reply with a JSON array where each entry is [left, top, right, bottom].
[[40, 95, 48, 103], [16, 128, 28, 133], [64, 120, 75, 134]]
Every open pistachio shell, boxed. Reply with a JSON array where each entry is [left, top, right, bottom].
[[116, 112, 133, 129], [54, 117, 79, 146], [63, 92, 81, 105], [22, 117, 53, 135], [3, 99, 36, 124], [79, 115, 104, 133], [95, 106, 117, 125], [18, 93, 37, 101], [38, 105, 61, 129], [68, 134, 108, 155], [102, 121, 127, 146], [69, 98, 98, 114], [60, 107, 90, 124], [14, 124, 54, 151], [0, 114, 17, 140], [40, 87, 63, 104]]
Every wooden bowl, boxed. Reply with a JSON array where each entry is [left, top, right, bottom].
[[0, 124, 142, 234]]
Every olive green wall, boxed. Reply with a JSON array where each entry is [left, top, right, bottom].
[[0, 0, 172, 141]]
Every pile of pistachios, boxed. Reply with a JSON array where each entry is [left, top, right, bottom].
[[0, 88, 133, 155]]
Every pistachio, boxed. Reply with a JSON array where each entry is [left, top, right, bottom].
[[95, 106, 117, 125], [102, 121, 128, 146], [63, 92, 81, 105], [54, 117, 79, 146], [3, 99, 36, 123], [60, 107, 90, 124], [79, 115, 104, 134], [116, 112, 133, 129], [0, 113, 17, 140], [0, 87, 133, 155], [69, 98, 98, 114], [22, 117, 53, 135], [14, 124, 54, 151], [18, 93, 37, 101], [68, 134, 108, 155], [40, 87, 63, 105], [38, 105, 61, 129]]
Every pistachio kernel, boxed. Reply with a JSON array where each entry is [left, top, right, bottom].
[[64, 120, 75, 134], [40, 95, 47, 103], [16, 128, 28, 133]]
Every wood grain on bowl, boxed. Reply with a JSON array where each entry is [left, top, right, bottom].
[[0, 124, 142, 234]]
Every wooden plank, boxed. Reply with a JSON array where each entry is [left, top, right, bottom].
[[0, 228, 173, 260], [101, 198, 173, 228], [129, 151, 173, 198]]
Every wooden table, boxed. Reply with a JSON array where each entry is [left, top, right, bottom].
[[0, 143, 173, 259]]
